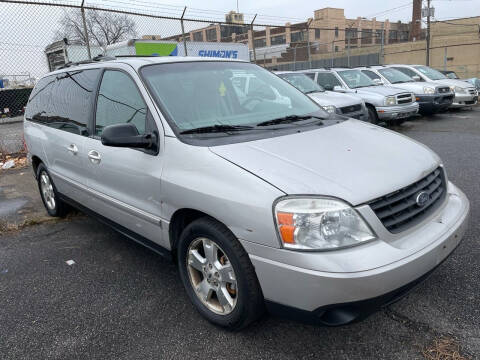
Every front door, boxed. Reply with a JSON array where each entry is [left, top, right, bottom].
[[83, 66, 166, 246]]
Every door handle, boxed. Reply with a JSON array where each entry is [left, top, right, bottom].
[[67, 144, 78, 155], [88, 150, 101, 164]]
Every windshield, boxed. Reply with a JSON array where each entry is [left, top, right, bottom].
[[140, 62, 324, 134], [378, 68, 414, 84], [337, 70, 376, 89], [414, 66, 447, 80], [278, 73, 325, 94]]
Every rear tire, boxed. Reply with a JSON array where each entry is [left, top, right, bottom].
[[177, 217, 264, 330], [36, 163, 69, 217], [366, 105, 379, 125]]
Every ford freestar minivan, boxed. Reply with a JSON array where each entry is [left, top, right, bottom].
[[24, 57, 469, 330]]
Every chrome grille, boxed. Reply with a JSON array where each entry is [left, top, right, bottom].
[[340, 104, 362, 114], [368, 168, 446, 233], [437, 87, 450, 94], [396, 93, 413, 104], [468, 88, 476, 96]]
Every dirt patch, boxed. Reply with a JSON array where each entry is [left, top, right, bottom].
[[423, 337, 471, 360]]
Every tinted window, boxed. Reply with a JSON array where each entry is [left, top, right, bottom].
[[25, 75, 56, 122], [362, 70, 381, 81], [26, 70, 100, 136], [316, 72, 342, 90], [95, 70, 147, 136]]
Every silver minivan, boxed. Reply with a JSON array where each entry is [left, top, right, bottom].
[[24, 57, 469, 330]]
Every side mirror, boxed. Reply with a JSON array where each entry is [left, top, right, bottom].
[[101, 123, 157, 150], [333, 85, 345, 92], [412, 75, 421, 81], [373, 78, 384, 85]]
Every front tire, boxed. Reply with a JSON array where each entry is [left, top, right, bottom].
[[366, 105, 379, 125], [36, 163, 69, 217], [177, 217, 264, 330]]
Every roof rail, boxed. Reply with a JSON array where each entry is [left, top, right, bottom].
[[57, 55, 116, 69]]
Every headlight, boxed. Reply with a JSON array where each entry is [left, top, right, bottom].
[[322, 105, 337, 113], [454, 86, 466, 94], [449, 85, 456, 93], [423, 86, 435, 94], [385, 96, 396, 106], [274, 197, 376, 251]]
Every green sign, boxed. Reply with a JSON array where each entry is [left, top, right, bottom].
[[134, 42, 178, 56]]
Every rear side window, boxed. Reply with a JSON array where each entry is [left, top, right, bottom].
[[316, 72, 342, 90], [362, 70, 381, 81], [95, 70, 147, 136], [393, 67, 424, 81], [26, 69, 100, 136]]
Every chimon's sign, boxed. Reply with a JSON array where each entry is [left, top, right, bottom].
[[198, 50, 239, 59]]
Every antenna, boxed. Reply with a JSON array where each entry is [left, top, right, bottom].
[[236, 0, 239, 13]]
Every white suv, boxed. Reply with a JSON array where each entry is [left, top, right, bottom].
[[386, 65, 478, 108]]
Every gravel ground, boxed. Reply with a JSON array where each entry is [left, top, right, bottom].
[[0, 107, 479, 359], [0, 121, 24, 155]]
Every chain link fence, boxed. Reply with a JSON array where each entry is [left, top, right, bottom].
[[1, 0, 479, 154]]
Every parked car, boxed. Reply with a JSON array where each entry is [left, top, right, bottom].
[[357, 66, 454, 115], [25, 57, 469, 330], [439, 70, 459, 79], [465, 78, 480, 91], [299, 68, 419, 124], [275, 71, 369, 121], [386, 65, 478, 108]]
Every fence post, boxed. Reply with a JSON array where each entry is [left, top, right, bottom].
[[180, 6, 188, 56], [80, 0, 92, 59], [331, 41, 334, 67], [443, 47, 447, 71], [347, 33, 351, 67], [293, 44, 297, 70], [250, 14, 257, 63], [306, 20, 312, 68], [380, 23, 385, 65]]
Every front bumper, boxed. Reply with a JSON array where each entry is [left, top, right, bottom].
[[450, 92, 478, 108], [416, 93, 454, 113], [243, 183, 469, 324], [376, 102, 419, 121]]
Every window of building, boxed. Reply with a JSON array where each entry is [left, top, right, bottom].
[[315, 28, 320, 39], [345, 28, 357, 44], [335, 27, 339, 37], [399, 31, 409, 41], [389, 30, 398, 43], [290, 31, 305, 42], [271, 34, 286, 45], [253, 38, 266, 48], [361, 29, 372, 44], [193, 32, 203, 42], [335, 46, 339, 52], [375, 29, 385, 44], [95, 70, 147, 136], [206, 28, 217, 41]]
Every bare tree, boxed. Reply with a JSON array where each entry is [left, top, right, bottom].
[[55, 9, 137, 48]]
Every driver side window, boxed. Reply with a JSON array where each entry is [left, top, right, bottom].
[[394, 67, 424, 82], [95, 70, 147, 136], [316, 73, 342, 90]]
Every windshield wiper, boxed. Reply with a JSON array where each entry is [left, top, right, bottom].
[[256, 115, 324, 127], [179, 124, 254, 134]]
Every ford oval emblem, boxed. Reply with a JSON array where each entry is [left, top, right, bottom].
[[415, 191, 430, 207]]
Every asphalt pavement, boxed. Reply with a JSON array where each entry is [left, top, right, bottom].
[[0, 107, 479, 359]]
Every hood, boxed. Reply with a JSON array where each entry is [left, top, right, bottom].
[[385, 82, 427, 93], [308, 91, 362, 108], [432, 78, 475, 89], [210, 120, 440, 205], [354, 85, 408, 97]]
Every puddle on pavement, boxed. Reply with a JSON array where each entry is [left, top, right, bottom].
[[0, 198, 29, 217]]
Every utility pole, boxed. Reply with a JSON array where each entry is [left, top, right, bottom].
[[426, 0, 431, 66]]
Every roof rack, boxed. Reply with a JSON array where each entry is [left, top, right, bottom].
[[58, 55, 116, 69]]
